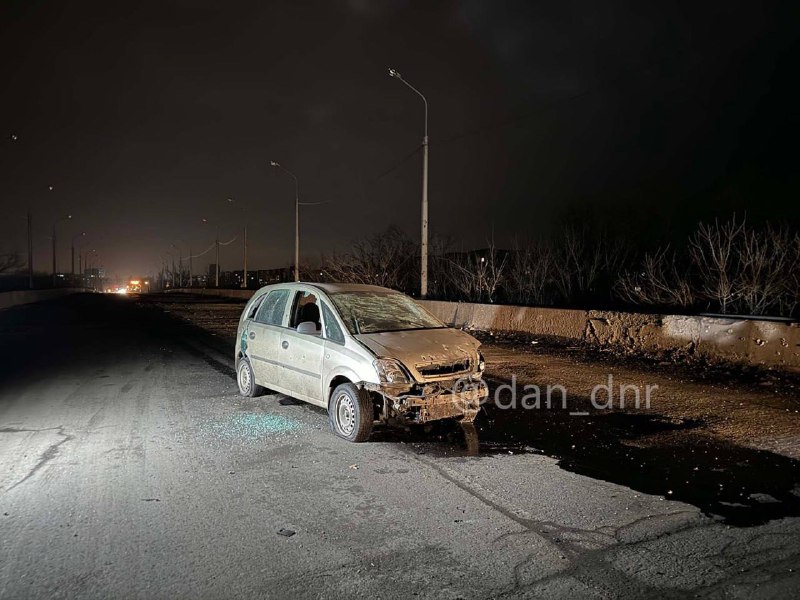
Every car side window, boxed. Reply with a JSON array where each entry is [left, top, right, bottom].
[[246, 294, 266, 319], [321, 301, 345, 344], [254, 289, 290, 325], [290, 291, 321, 331]]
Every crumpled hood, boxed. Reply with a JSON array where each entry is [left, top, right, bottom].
[[356, 327, 481, 380]]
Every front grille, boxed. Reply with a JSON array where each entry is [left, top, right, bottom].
[[417, 358, 471, 378]]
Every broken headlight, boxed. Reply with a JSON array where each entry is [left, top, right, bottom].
[[374, 358, 411, 385]]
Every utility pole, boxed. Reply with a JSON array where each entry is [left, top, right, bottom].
[[171, 243, 184, 288], [389, 68, 429, 298], [52, 223, 56, 287], [242, 225, 248, 288], [269, 162, 301, 282], [294, 186, 299, 282], [215, 228, 220, 287], [51, 213, 72, 287], [27, 210, 33, 289], [71, 232, 85, 280], [189, 245, 193, 288]]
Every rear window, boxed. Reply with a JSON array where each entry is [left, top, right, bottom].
[[254, 289, 290, 326], [246, 294, 266, 319]]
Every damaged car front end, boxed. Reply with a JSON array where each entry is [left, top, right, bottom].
[[361, 344, 488, 426], [326, 288, 489, 428]]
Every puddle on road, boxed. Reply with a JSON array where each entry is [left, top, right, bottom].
[[202, 413, 304, 442], [375, 403, 800, 527], [478, 404, 800, 527]]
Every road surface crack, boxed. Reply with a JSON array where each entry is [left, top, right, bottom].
[[3, 426, 73, 493]]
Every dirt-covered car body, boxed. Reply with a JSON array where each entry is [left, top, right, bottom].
[[234, 282, 487, 439]]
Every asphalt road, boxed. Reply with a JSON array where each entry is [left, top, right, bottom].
[[1, 293, 799, 599]]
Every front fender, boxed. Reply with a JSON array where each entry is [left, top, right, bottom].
[[324, 365, 370, 394]]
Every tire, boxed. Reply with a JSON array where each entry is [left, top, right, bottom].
[[237, 358, 265, 398], [328, 383, 374, 442]]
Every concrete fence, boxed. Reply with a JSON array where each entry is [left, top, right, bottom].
[[0, 288, 87, 311], [168, 289, 800, 372], [420, 300, 800, 372]]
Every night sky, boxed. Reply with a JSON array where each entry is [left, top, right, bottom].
[[2, 0, 798, 280]]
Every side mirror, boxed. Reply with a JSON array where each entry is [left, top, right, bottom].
[[296, 321, 318, 335]]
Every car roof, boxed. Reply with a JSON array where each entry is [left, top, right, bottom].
[[258, 282, 401, 295]]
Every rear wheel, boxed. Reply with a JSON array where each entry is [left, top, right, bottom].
[[328, 383, 373, 442], [237, 358, 265, 397]]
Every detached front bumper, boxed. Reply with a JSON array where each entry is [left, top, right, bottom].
[[365, 377, 489, 424]]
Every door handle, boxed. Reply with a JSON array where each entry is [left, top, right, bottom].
[[249, 331, 255, 340], [281, 340, 289, 349]]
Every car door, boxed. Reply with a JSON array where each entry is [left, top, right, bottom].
[[278, 289, 325, 405], [246, 288, 291, 387]]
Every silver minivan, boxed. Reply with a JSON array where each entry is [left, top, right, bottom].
[[235, 283, 488, 442]]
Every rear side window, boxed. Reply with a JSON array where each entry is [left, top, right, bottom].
[[246, 294, 266, 319], [321, 301, 345, 344], [255, 289, 290, 325]]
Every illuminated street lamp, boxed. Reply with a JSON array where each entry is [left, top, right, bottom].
[[388, 67, 429, 298]]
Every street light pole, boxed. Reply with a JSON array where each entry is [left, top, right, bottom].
[[52, 213, 72, 287], [242, 224, 248, 288], [27, 209, 33, 289], [389, 68, 429, 298], [270, 161, 300, 282], [171, 243, 184, 287], [215, 228, 220, 287], [226, 198, 248, 289], [72, 232, 86, 278]]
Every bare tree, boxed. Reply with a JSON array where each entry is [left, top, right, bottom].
[[619, 216, 798, 318], [615, 246, 694, 308], [552, 225, 628, 303], [476, 239, 507, 303], [320, 226, 416, 291], [688, 216, 745, 314], [0, 250, 24, 274], [507, 238, 555, 305], [736, 224, 792, 315], [779, 231, 800, 318]]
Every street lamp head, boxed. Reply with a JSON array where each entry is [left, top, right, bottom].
[[388, 68, 400, 78], [270, 160, 280, 167]]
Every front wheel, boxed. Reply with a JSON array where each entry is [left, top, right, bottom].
[[328, 383, 374, 442], [237, 358, 265, 398]]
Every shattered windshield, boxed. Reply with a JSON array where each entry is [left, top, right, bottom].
[[329, 291, 445, 334]]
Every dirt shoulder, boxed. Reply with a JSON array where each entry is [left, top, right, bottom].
[[476, 331, 800, 458]]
